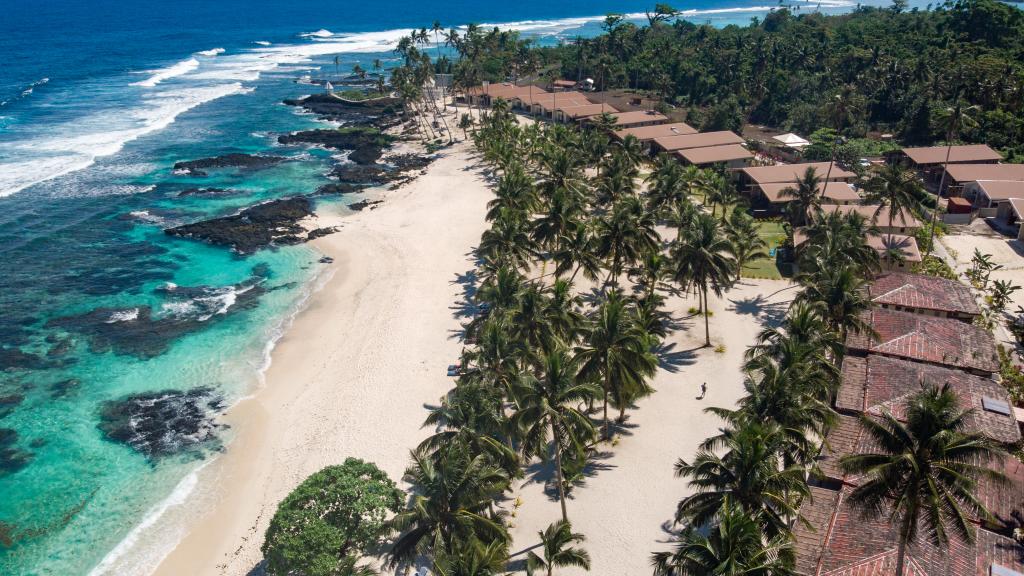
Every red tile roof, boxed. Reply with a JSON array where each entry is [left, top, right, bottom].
[[838, 355, 1020, 444], [869, 272, 981, 316], [845, 308, 998, 374], [795, 486, 1024, 575]]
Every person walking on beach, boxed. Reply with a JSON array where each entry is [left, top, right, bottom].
[[697, 382, 707, 400]]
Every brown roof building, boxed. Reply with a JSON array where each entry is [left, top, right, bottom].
[[611, 122, 697, 149], [553, 103, 619, 122], [739, 162, 857, 190], [583, 109, 668, 129], [845, 308, 999, 375], [944, 164, 1024, 195], [972, 180, 1024, 209], [674, 144, 753, 168], [821, 204, 923, 233], [756, 181, 861, 205], [868, 272, 981, 320], [651, 130, 745, 153], [794, 485, 1024, 576], [900, 144, 1002, 167]]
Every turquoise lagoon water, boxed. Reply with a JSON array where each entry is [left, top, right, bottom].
[[0, 0, 917, 573]]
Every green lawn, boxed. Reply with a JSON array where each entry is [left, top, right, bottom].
[[743, 219, 787, 280]]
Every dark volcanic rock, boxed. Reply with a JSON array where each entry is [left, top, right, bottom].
[[350, 199, 383, 211], [282, 93, 403, 123], [306, 227, 339, 240], [319, 256, 334, 264], [164, 197, 313, 254], [98, 387, 225, 459], [173, 153, 287, 177], [48, 276, 267, 359], [0, 428, 32, 477], [313, 182, 362, 196], [277, 128, 392, 165], [330, 164, 391, 185]]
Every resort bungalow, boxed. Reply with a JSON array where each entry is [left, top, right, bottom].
[[969, 179, 1024, 210], [509, 88, 551, 112], [868, 271, 981, 321], [738, 162, 856, 194], [531, 91, 593, 119], [893, 144, 1002, 178], [942, 163, 1024, 197], [995, 198, 1024, 241], [610, 122, 697, 152], [650, 130, 744, 155], [822, 204, 923, 234], [753, 181, 860, 212], [550, 79, 577, 92], [464, 83, 535, 108], [553, 103, 619, 123], [581, 109, 668, 129], [674, 144, 753, 169], [794, 228, 922, 270], [845, 307, 998, 376]]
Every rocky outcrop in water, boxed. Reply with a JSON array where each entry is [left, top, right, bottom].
[[48, 276, 267, 359], [277, 127, 393, 165], [97, 387, 225, 459], [0, 347, 51, 371], [313, 182, 362, 196], [0, 395, 23, 419], [164, 197, 314, 254], [176, 187, 244, 198], [282, 93, 403, 123], [173, 153, 288, 177], [349, 199, 383, 211]]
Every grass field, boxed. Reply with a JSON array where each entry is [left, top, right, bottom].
[[743, 219, 787, 280]]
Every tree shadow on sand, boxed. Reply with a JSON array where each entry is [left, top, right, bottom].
[[653, 341, 698, 373], [523, 447, 617, 504], [726, 293, 789, 327]]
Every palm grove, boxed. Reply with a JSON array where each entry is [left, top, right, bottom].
[[258, 4, 1017, 575]]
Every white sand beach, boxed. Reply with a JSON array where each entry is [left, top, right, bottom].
[[149, 140, 795, 576]]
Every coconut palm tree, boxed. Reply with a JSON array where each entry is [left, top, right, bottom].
[[552, 221, 603, 283], [840, 384, 1008, 576], [388, 443, 511, 567], [779, 166, 822, 227], [795, 264, 873, 340], [526, 520, 591, 576], [575, 290, 657, 438], [652, 499, 796, 576], [512, 348, 600, 522], [670, 213, 736, 347], [419, 383, 520, 477], [595, 196, 660, 287], [862, 162, 927, 264], [479, 210, 536, 271], [432, 536, 509, 576], [673, 422, 810, 539], [725, 210, 767, 280], [926, 100, 979, 256]]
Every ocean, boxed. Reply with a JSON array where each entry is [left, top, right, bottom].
[[0, 0, 900, 573]]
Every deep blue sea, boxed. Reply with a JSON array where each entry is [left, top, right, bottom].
[[0, 0, 904, 574]]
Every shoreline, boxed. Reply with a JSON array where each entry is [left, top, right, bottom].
[[145, 141, 492, 576]]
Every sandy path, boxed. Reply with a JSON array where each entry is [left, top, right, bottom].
[[150, 142, 491, 576]]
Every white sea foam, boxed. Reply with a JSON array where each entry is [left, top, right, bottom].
[[132, 58, 200, 87], [105, 308, 140, 323], [254, 40, 271, 46], [195, 47, 225, 57], [301, 28, 334, 38], [87, 461, 210, 576], [0, 83, 246, 197]]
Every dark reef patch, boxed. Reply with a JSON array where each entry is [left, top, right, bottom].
[[164, 197, 314, 254], [173, 153, 288, 177], [0, 428, 33, 477], [97, 387, 225, 459]]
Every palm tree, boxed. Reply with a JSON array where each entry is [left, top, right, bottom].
[[420, 383, 520, 477], [673, 422, 810, 538], [552, 221, 602, 283], [863, 163, 927, 264], [479, 210, 535, 271], [512, 348, 599, 522], [779, 166, 822, 227], [595, 196, 660, 287], [389, 443, 511, 567], [432, 537, 508, 576], [795, 264, 873, 340], [926, 100, 979, 256], [840, 384, 1008, 576], [725, 210, 767, 280], [526, 520, 591, 576], [652, 499, 795, 576], [575, 290, 657, 438], [670, 213, 736, 347]]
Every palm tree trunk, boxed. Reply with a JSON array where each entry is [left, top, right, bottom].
[[551, 416, 569, 523], [603, 372, 611, 441], [925, 141, 953, 258], [702, 284, 711, 347]]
